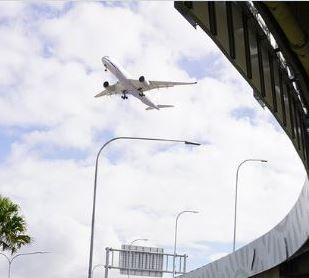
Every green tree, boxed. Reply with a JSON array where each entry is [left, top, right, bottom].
[[0, 196, 31, 254]]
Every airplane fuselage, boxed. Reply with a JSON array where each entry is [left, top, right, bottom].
[[102, 56, 159, 109]]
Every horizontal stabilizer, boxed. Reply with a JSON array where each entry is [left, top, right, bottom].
[[146, 105, 174, 110]]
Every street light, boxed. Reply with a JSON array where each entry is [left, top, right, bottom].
[[0, 251, 49, 278], [87, 136, 201, 278], [127, 238, 148, 278], [233, 159, 268, 252], [173, 210, 199, 278]]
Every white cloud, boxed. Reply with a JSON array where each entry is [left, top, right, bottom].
[[0, 2, 26, 19], [208, 252, 228, 262], [0, 2, 306, 278]]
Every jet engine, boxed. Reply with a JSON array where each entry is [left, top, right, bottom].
[[139, 76, 150, 86], [103, 81, 109, 88]]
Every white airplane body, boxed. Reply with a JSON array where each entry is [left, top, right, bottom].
[[95, 56, 197, 110]]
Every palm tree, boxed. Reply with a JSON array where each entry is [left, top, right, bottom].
[[0, 196, 31, 254]]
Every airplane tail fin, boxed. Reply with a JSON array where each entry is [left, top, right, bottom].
[[146, 105, 174, 111]]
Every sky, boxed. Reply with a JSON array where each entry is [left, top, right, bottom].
[[0, 2, 306, 278]]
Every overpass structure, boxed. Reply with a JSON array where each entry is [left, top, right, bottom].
[[175, 2, 309, 278]]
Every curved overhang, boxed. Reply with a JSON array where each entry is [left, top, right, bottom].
[[174, 1, 309, 277], [181, 179, 309, 278]]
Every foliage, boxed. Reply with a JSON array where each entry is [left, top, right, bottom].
[[0, 196, 31, 254]]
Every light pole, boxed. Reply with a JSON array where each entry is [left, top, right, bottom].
[[0, 251, 49, 278], [173, 210, 199, 278], [92, 264, 105, 277], [127, 238, 148, 278], [87, 136, 201, 278], [233, 159, 267, 252]]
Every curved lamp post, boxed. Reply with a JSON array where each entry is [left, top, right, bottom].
[[233, 159, 267, 252], [87, 136, 201, 278], [0, 251, 49, 278], [127, 238, 148, 278], [173, 210, 199, 278]]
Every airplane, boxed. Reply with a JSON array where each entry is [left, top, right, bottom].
[[95, 56, 197, 110]]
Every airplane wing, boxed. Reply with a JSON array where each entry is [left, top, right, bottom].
[[94, 83, 121, 97], [128, 79, 197, 92]]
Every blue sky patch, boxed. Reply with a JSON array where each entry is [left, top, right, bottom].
[[0, 126, 85, 162], [178, 54, 222, 80], [38, 144, 88, 161], [0, 17, 13, 27], [0, 127, 32, 151], [0, 126, 44, 162], [93, 129, 123, 163], [231, 106, 257, 125], [0, 129, 16, 163], [41, 42, 54, 58], [30, 2, 74, 20], [98, 1, 139, 10]]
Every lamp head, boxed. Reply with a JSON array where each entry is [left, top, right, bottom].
[[186, 210, 199, 214], [184, 141, 201, 146]]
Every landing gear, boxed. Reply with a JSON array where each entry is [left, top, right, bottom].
[[121, 91, 128, 100], [138, 88, 145, 97], [104, 64, 107, 72]]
